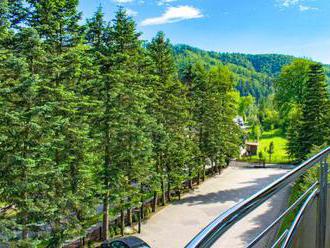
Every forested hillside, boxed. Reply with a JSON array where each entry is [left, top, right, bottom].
[[174, 45, 330, 101]]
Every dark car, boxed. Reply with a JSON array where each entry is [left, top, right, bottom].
[[101, 236, 151, 248]]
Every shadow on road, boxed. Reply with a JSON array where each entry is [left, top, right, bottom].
[[172, 168, 291, 247]]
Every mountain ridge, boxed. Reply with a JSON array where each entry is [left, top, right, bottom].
[[173, 44, 330, 101]]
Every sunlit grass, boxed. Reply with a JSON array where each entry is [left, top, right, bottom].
[[244, 129, 291, 164]]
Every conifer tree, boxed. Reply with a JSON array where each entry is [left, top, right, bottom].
[[0, 20, 51, 245], [87, 8, 155, 239], [182, 62, 207, 181], [147, 32, 194, 203], [18, 0, 97, 245], [203, 66, 241, 172], [294, 63, 330, 160]]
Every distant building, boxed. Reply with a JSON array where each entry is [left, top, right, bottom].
[[245, 142, 259, 156], [234, 116, 247, 130]]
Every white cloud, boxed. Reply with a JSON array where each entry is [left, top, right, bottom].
[[277, 0, 318, 11], [280, 0, 299, 7], [158, 0, 178, 6], [299, 5, 318, 11], [113, 0, 134, 3], [126, 8, 138, 16], [141, 5, 203, 26]]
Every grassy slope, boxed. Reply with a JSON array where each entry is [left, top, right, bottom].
[[246, 129, 290, 164]]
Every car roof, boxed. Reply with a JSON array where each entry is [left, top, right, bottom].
[[111, 236, 148, 247]]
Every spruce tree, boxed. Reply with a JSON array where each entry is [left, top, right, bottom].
[[87, 8, 155, 239], [182, 62, 207, 181], [20, 0, 97, 245], [204, 66, 241, 172], [295, 63, 330, 161], [147, 32, 194, 203], [0, 23, 51, 245]]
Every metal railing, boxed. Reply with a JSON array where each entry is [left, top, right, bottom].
[[185, 147, 330, 248]]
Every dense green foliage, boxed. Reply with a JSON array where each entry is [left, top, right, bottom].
[[174, 44, 296, 102], [0, 2, 242, 246], [1, 1, 329, 246], [275, 59, 330, 162]]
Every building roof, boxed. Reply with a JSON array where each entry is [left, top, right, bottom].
[[246, 142, 259, 146]]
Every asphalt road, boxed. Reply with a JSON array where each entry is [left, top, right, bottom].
[[136, 162, 290, 248]]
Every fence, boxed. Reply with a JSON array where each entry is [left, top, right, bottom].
[[65, 164, 223, 247]]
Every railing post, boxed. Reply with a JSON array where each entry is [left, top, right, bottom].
[[317, 158, 328, 248]]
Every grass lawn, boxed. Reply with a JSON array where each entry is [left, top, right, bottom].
[[244, 129, 291, 164]]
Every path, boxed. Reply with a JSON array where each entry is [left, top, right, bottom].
[[136, 162, 290, 248]]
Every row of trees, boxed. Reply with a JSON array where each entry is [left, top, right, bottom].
[[0, 1, 241, 246], [275, 59, 330, 162]]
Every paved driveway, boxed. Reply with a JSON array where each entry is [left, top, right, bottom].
[[136, 162, 290, 248]]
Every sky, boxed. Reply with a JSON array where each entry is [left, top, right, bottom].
[[79, 0, 330, 64]]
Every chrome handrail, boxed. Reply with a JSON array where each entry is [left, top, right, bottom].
[[281, 188, 318, 248], [185, 147, 330, 248], [247, 182, 318, 248]]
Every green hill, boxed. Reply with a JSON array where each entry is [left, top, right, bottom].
[[174, 44, 329, 101]]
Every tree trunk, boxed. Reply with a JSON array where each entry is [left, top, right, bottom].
[[152, 191, 158, 212], [167, 181, 171, 202], [22, 223, 28, 240], [188, 168, 193, 190], [103, 121, 111, 241], [140, 202, 144, 220], [79, 237, 85, 247], [127, 208, 132, 226], [120, 209, 124, 236], [102, 193, 109, 240], [138, 210, 141, 234], [202, 164, 206, 181], [197, 170, 201, 185], [217, 160, 221, 175], [189, 178, 193, 190], [161, 178, 166, 206], [211, 159, 216, 174]]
